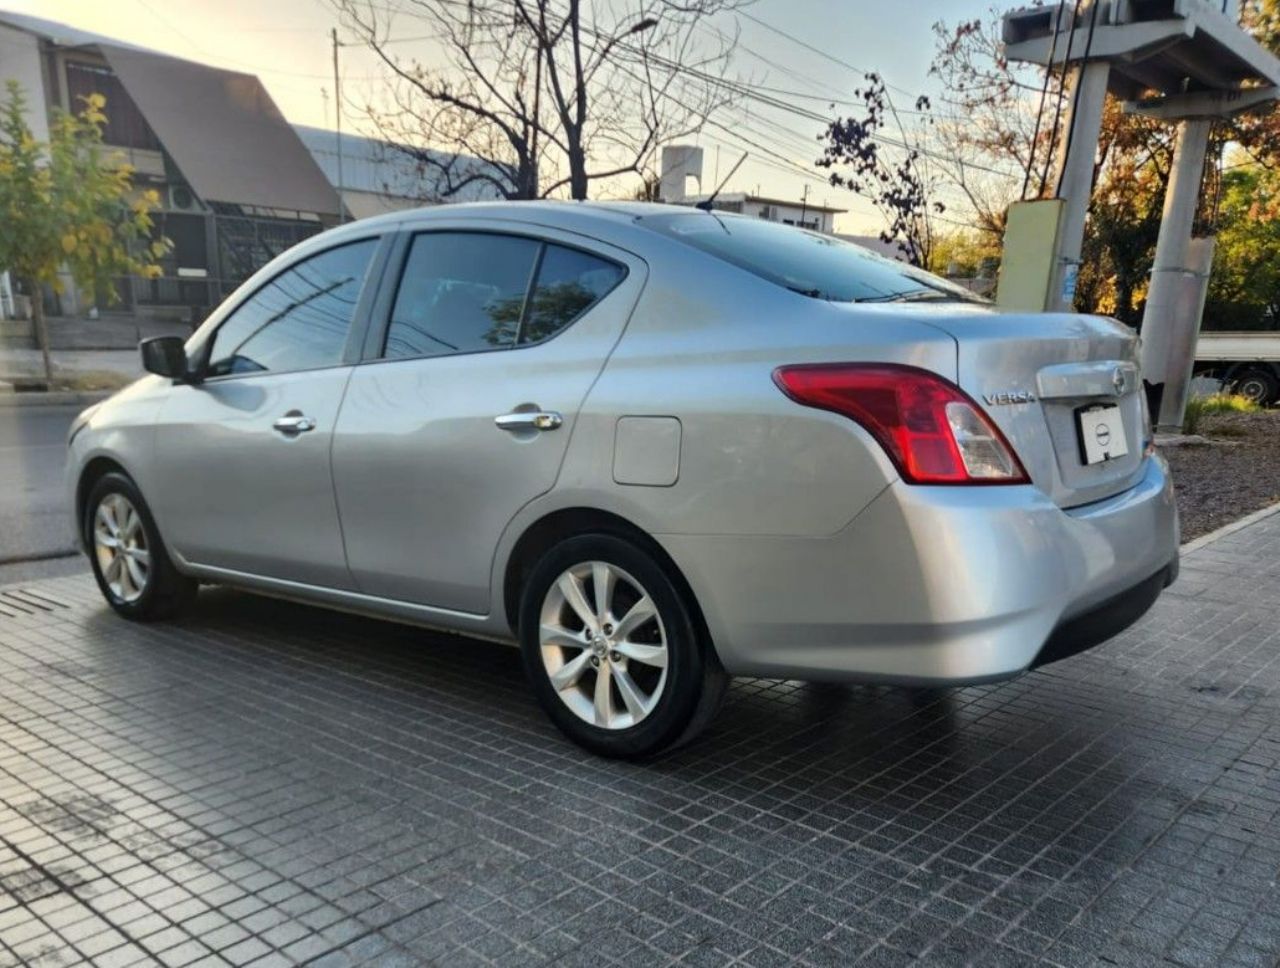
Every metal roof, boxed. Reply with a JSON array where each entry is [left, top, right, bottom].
[[291, 125, 503, 204], [0, 10, 341, 216], [101, 46, 340, 215], [0, 9, 151, 52]]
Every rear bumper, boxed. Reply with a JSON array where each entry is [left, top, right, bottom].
[[1031, 559, 1176, 670], [658, 454, 1179, 684]]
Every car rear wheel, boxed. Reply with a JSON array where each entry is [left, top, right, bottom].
[[85, 472, 196, 621], [519, 533, 726, 759]]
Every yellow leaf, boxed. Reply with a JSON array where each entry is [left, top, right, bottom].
[[61, 234, 77, 254]]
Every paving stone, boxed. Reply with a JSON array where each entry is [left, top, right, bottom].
[[2, 514, 1280, 966]]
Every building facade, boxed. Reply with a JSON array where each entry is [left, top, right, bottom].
[[0, 11, 342, 322], [677, 192, 845, 234]]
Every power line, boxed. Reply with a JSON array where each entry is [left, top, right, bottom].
[[1055, 0, 1103, 199], [581, 28, 1016, 180], [363, 1, 1017, 215], [736, 10, 921, 101], [1022, 4, 1067, 200]]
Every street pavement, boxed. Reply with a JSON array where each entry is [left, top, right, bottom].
[[0, 405, 87, 583], [1, 506, 1279, 966], [0, 348, 142, 382], [1, 312, 183, 383]]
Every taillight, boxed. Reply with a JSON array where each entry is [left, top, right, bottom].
[[773, 363, 1030, 485]]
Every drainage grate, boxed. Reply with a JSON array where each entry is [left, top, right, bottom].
[[0, 589, 73, 617]]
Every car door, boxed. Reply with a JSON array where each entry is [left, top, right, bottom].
[[331, 226, 645, 614], [150, 237, 383, 588]]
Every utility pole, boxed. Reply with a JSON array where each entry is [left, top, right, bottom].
[[1047, 0, 1108, 313], [1138, 117, 1213, 430], [331, 27, 346, 223], [799, 184, 809, 228], [1003, 0, 1280, 429]]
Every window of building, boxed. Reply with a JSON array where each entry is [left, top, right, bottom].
[[64, 61, 161, 151], [382, 234, 624, 359], [206, 239, 377, 377]]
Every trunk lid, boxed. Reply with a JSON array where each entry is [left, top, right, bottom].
[[900, 306, 1147, 508]]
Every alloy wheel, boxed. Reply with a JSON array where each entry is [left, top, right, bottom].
[[539, 560, 669, 730], [93, 493, 150, 603]]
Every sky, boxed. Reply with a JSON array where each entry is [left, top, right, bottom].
[[5, 0, 999, 233]]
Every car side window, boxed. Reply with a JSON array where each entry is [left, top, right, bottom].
[[382, 233, 626, 359], [206, 239, 377, 378], [383, 233, 540, 359], [520, 244, 625, 344]]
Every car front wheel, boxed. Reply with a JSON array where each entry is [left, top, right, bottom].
[[85, 471, 196, 621], [519, 533, 727, 759]]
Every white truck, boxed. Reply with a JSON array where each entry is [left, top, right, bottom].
[[1193, 332, 1280, 406]]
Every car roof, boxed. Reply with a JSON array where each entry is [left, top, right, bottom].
[[339, 199, 696, 234]]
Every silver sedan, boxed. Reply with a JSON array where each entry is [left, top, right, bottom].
[[67, 201, 1180, 757]]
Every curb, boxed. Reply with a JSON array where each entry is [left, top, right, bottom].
[[0, 548, 80, 567], [1181, 500, 1280, 554], [0, 390, 115, 409]]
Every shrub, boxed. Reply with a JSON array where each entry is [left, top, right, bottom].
[[1183, 393, 1259, 435]]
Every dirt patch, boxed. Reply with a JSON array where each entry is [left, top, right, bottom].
[[1163, 409, 1280, 540]]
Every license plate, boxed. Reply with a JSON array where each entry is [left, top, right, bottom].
[[1076, 405, 1128, 465]]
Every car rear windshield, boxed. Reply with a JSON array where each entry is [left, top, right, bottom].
[[642, 212, 983, 304]]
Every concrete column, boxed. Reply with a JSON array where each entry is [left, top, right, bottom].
[[1138, 117, 1213, 431], [1048, 59, 1112, 313]]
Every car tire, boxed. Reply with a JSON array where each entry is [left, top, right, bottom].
[[1231, 367, 1280, 407], [85, 472, 196, 621], [518, 533, 727, 759]]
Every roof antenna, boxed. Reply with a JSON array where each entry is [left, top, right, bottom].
[[696, 152, 748, 212]]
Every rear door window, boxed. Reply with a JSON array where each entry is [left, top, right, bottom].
[[382, 233, 626, 359], [383, 233, 540, 359], [520, 244, 626, 344]]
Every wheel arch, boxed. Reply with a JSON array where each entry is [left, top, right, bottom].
[[501, 507, 715, 656], [76, 456, 132, 548]]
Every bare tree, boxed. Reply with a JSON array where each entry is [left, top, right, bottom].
[[927, 13, 1052, 240], [334, 0, 747, 201], [817, 74, 945, 268]]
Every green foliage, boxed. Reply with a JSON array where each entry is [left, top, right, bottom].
[[483, 281, 595, 346], [928, 229, 1000, 278], [1183, 392, 1259, 435], [930, 4, 1280, 322], [0, 80, 167, 307], [1204, 164, 1280, 329]]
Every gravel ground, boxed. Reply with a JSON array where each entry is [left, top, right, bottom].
[[1163, 409, 1280, 540]]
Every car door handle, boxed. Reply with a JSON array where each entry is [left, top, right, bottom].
[[494, 410, 563, 432], [272, 413, 317, 436]]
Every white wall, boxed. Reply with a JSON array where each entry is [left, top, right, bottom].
[[742, 200, 835, 233], [0, 23, 49, 142]]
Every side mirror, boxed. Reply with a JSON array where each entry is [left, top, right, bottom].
[[140, 336, 191, 381]]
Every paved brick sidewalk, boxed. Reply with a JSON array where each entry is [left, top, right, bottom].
[[1, 511, 1279, 967]]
